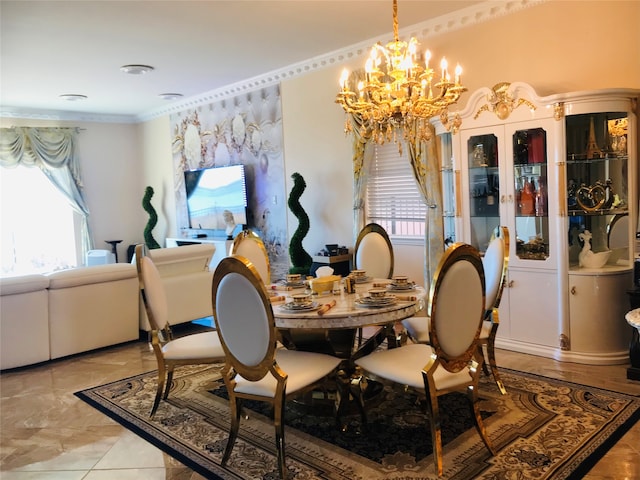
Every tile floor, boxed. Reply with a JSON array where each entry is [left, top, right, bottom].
[[1, 333, 639, 479]]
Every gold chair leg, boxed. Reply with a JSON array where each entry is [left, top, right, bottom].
[[222, 396, 242, 466], [274, 397, 288, 479], [163, 366, 175, 399], [485, 340, 507, 395], [466, 385, 496, 456], [150, 365, 166, 418], [425, 390, 443, 476]]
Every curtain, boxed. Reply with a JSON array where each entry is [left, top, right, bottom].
[[349, 113, 372, 243], [407, 123, 444, 292], [0, 127, 93, 257]]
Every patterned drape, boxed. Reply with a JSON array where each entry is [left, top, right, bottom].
[[0, 127, 93, 257], [407, 122, 444, 291], [348, 113, 372, 243]]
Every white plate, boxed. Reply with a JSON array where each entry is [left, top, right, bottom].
[[387, 282, 416, 291], [356, 297, 397, 308], [279, 302, 320, 312]]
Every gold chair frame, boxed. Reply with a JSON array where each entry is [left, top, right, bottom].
[[135, 244, 224, 418], [229, 229, 271, 284], [356, 243, 495, 476], [354, 222, 394, 279], [212, 255, 340, 479], [479, 226, 510, 395]]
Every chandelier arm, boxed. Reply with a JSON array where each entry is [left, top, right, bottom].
[[392, 0, 399, 42]]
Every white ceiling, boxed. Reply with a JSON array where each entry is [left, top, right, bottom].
[[0, 0, 486, 122]]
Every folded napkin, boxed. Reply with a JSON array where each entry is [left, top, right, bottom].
[[317, 299, 337, 316], [269, 295, 286, 303], [270, 285, 293, 291], [316, 266, 334, 277], [395, 294, 418, 301]]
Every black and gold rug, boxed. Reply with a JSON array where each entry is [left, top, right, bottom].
[[75, 364, 639, 479]]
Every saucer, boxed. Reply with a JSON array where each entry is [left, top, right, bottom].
[[387, 282, 416, 291], [279, 301, 320, 312]]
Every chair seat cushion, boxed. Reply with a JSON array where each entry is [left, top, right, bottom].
[[402, 316, 431, 344], [162, 331, 225, 360], [355, 343, 471, 391], [233, 349, 341, 397]]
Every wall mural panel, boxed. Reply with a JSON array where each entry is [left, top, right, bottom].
[[170, 84, 288, 280]]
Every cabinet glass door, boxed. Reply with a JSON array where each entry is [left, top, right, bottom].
[[512, 128, 549, 261], [566, 112, 630, 269], [467, 133, 500, 252]]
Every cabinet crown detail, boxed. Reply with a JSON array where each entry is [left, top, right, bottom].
[[473, 82, 537, 121]]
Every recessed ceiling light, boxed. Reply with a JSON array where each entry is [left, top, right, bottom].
[[159, 93, 184, 100], [120, 64, 154, 75], [59, 94, 88, 101]]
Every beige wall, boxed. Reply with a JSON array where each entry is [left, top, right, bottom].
[[4, 1, 638, 276]]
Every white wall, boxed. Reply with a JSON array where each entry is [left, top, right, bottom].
[[4, 1, 638, 279]]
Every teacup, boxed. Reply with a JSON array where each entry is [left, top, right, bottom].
[[368, 288, 387, 299], [392, 275, 409, 285], [291, 293, 311, 305], [350, 269, 366, 278], [287, 273, 301, 284]]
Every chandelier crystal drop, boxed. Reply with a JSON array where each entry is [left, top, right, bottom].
[[335, 0, 467, 147]]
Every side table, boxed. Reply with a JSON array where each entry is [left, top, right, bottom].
[[310, 254, 352, 277], [626, 288, 640, 381]]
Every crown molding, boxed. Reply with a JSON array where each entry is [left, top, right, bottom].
[[2, 0, 545, 125]]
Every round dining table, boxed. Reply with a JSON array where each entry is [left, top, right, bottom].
[[271, 278, 427, 427]]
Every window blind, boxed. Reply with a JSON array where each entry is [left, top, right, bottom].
[[366, 143, 426, 238]]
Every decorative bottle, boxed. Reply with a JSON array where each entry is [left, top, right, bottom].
[[535, 176, 547, 216], [520, 177, 535, 215]]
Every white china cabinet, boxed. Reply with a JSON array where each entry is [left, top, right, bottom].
[[436, 83, 638, 364]]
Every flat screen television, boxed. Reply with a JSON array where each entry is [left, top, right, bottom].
[[184, 164, 248, 230]]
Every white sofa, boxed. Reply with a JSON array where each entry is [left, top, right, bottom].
[[47, 263, 139, 359], [137, 243, 216, 331], [0, 274, 51, 370], [0, 263, 139, 370]]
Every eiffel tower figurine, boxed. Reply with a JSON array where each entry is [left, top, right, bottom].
[[585, 116, 603, 159]]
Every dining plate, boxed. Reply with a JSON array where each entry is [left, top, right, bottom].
[[279, 302, 320, 312], [285, 281, 307, 288], [355, 297, 398, 308], [386, 282, 416, 291]]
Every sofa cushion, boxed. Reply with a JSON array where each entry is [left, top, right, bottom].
[[0, 274, 50, 295], [147, 244, 215, 277], [46, 263, 136, 289]]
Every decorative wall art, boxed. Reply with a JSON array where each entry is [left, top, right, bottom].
[[170, 85, 288, 279]]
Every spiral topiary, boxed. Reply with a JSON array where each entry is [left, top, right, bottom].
[[142, 186, 161, 249], [287, 172, 312, 274]]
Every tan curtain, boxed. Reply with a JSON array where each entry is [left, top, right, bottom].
[[407, 123, 444, 291], [348, 113, 372, 243]]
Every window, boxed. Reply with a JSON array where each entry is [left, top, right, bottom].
[[1, 166, 78, 275], [366, 143, 426, 239]]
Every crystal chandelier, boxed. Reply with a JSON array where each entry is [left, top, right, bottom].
[[336, 0, 467, 147]]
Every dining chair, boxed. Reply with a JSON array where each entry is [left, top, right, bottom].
[[402, 227, 510, 394], [354, 222, 394, 279], [354, 242, 495, 476], [354, 223, 394, 346], [478, 226, 509, 394], [212, 255, 341, 479], [135, 244, 225, 418], [228, 229, 271, 284]]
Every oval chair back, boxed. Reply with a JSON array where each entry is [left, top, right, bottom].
[[229, 229, 271, 284], [428, 242, 485, 372], [483, 226, 509, 315], [354, 223, 394, 279]]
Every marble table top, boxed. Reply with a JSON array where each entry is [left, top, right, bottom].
[[272, 278, 427, 330], [626, 308, 640, 330]]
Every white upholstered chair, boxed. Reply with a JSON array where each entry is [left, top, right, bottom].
[[403, 227, 510, 394], [212, 255, 341, 479], [478, 226, 509, 394], [135, 244, 225, 418], [228, 229, 271, 284], [354, 223, 394, 279], [355, 243, 495, 476]]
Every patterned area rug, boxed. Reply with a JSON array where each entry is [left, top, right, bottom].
[[76, 364, 640, 480]]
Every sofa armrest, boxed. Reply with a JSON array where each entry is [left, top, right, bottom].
[[147, 244, 215, 276]]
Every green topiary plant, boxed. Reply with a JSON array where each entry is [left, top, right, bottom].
[[142, 186, 161, 249], [287, 172, 312, 274]]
